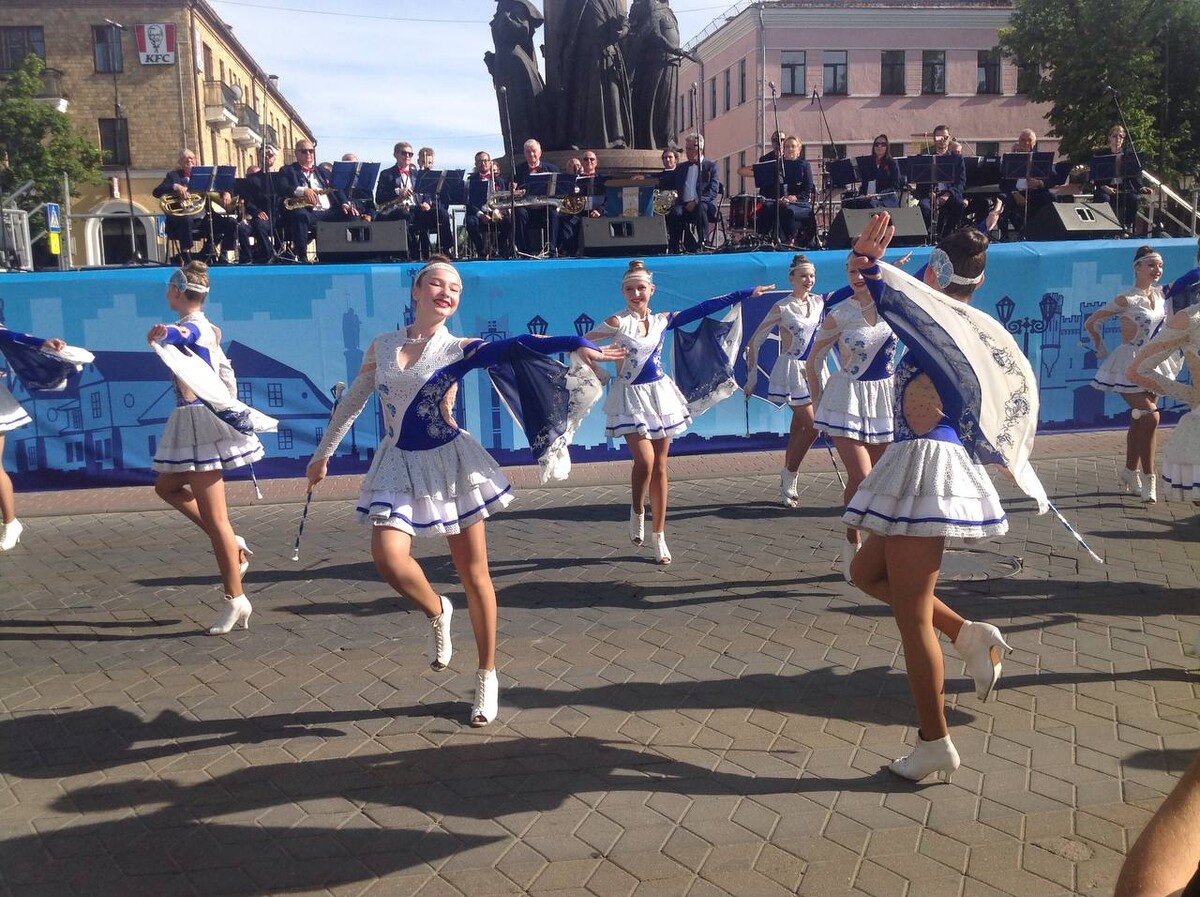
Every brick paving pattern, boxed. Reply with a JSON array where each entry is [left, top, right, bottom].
[[1, 431, 1197, 896]]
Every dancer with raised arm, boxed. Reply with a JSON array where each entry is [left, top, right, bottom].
[[844, 217, 1048, 783], [744, 254, 851, 507], [1084, 245, 1180, 502], [807, 253, 898, 579], [306, 255, 622, 727], [588, 259, 773, 565], [148, 263, 271, 635]]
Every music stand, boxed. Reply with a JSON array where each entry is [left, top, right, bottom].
[[354, 162, 381, 203], [188, 165, 216, 194], [828, 157, 858, 189], [1001, 151, 1055, 183], [414, 169, 447, 199], [440, 169, 466, 206], [329, 161, 357, 193], [521, 172, 558, 257], [212, 165, 237, 195]]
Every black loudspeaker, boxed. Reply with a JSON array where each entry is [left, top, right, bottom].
[[316, 220, 408, 261], [580, 216, 668, 257], [1023, 201, 1124, 241], [826, 206, 927, 249]]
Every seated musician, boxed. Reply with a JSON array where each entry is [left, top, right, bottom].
[[665, 134, 720, 254], [998, 129, 1059, 238], [917, 124, 966, 238], [339, 152, 374, 221], [1091, 124, 1149, 233], [558, 149, 606, 257], [411, 146, 454, 259], [152, 149, 236, 264], [659, 148, 678, 184], [465, 150, 511, 259], [238, 145, 280, 263], [757, 135, 814, 247], [855, 134, 902, 208], [278, 139, 355, 261], [513, 138, 561, 256]]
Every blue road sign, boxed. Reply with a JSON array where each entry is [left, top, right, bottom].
[[46, 203, 62, 233]]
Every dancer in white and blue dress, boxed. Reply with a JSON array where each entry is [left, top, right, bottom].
[[0, 327, 76, 551], [149, 263, 267, 636], [806, 253, 897, 579], [843, 218, 1048, 784], [306, 256, 622, 727], [588, 259, 773, 565], [1084, 246, 1181, 503], [744, 254, 852, 508]]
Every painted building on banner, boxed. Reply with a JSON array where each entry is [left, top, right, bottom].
[[0, 0, 313, 267], [678, 0, 1056, 198]]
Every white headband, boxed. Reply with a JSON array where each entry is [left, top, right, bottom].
[[417, 261, 458, 281], [1135, 252, 1163, 267], [169, 270, 209, 294], [928, 248, 983, 288], [623, 267, 653, 285]]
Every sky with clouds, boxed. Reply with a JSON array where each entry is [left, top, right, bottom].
[[209, 0, 736, 171]]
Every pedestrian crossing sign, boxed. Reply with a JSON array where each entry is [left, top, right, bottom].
[[46, 203, 62, 233]]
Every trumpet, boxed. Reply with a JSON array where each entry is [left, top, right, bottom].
[[160, 192, 206, 216]]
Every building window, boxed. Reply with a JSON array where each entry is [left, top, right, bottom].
[[738, 58, 746, 104], [277, 428, 293, 451], [823, 51, 848, 96], [148, 435, 157, 457], [90, 393, 102, 419], [708, 77, 716, 120], [98, 118, 131, 166], [781, 51, 805, 95], [0, 26, 45, 71], [687, 89, 694, 128], [314, 427, 323, 445], [723, 157, 730, 195], [238, 382, 252, 404], [267, 382, 283, 407], [1016, 61, 1041, 95], [922, 51, 946, 95], [723, 68, 731, 113], [880, 50, 905, 96], [738, 150, 746, 193], [25, 444, 36, 469], [977, 140, 1001, 158], [92, 25, 123, 73], [977, 49, 1002, 95]]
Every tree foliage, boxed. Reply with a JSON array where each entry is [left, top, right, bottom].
[[999, 0, 1200, 181], [0, 54, 106, 205]]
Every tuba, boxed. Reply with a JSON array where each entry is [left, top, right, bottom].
[[160, 193, 206, 216]]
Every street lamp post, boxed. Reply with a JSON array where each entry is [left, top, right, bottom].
[[994, 294, 1057, 356]]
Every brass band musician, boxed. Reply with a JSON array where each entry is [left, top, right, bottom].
[[152, 149, 238, 264], [277, 140, 355, 261], [465, 150, 512, 258]]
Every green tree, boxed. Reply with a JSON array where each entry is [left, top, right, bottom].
[[998, 0, 1200, 180], [0, 53, 106, 205]]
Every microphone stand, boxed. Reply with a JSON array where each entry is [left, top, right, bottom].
[[810, 88, 838, 249], [497, 86, 519, 260], [1107, 86, 1142, 235], [768, 81, 784, 249]]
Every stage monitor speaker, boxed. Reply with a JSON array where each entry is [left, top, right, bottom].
[[1023, 201, 1124, 241], [316, 220, 408, 261], [580, 216, 668, 257], [825, 206, 927, 250]]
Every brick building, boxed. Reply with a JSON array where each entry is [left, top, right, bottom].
[[0, 0, 313, 266], [678, 0, 1056, 198]]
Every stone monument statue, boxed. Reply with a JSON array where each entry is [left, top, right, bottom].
[[627, 0, 695, 149], [485, 0, 547, 154]]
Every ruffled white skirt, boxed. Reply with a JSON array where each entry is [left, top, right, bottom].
[[153, 404, 265, 473], [842, 438, 1008, 539], [0, 382, 31, 432], [1092, 342, 1181, 393], [814, 373, 894, 443], [604, 376, 691, 440], [1162, 410, 1200, 503], [356, 431, 514, 537], [767, 356, 823, 407]]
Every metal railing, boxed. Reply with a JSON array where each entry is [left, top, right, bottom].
[[1141, 171, 1199, 237], [202, 80, 239, 113], [235, 103, 261, 132]]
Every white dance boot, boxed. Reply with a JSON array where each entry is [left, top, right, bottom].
[[208, 594, 252, 635], [840, 540, 859, 583], [952, 621, 1012, 702], [234, 535, 254, 575], [653, 532, 672, 565], [0, 518, 23, 551], [1141, 471, 1157, 503], [1118, 467, 1141, 494], [428, 595, 453, 671], [470, 668, 499, 727], [889, 733, 960, 783], [629, 508, 645, 546], [780, 468, 800, 508]]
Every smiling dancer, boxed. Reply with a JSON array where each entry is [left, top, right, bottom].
[[306, 255, 622, 726], [844, 217, 1047, 783], [807, 253, 898, 579], [588, 259, 773, 565], [1084, 246, 1180, 502], [744, 254, 851, 507]]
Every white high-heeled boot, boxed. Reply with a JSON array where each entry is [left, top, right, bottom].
[[889, 733, 960, 783], [952, 621, 1012, 701], [629, 508, 645, 546], [428, 595, 453, 671], [1118, 467, 1141, 494], [208, 594, 252, 635], [234, 535, 254, 575], [0, 518, 23, 551], [780, 468, 799, 508], [653, 532, 672, 565], [470, 668, 499, 727], [840, 540, 859, 583], [1141, 471, 1157, 503]]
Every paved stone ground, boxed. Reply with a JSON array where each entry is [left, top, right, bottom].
[[1, 432, 1198, 897]]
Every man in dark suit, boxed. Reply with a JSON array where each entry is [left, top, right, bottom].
[[238, 144, 280, 263], [918, 124, 966, 239], [277, 139, 354, 260], [512, 138, 561, 256], [666, 134, 720, 253], [464, 150, 511, 258]]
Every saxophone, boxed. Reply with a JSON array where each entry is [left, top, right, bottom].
[[283, 188, 334, 211], [160, 193, 206, 216]]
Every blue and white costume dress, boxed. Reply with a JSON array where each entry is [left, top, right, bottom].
[[843, 262, 1047, 539], [0, 327, 93, 431], [152, 312, 265, 473], [603, 289, 756, 439], [750, 287, 851, 407], [313, 328, 600, 537], [813, 298, 897, 442], [1133, 306, 1200, 502], [1091, 286, 1179, 393]]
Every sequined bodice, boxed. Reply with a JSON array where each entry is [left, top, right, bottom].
[[832, 299, 895, 380], [373, 329, 464, 446], [613, 312, 669, 384], [1118, 288, 1166, 349], [779, 296, 823, 359]]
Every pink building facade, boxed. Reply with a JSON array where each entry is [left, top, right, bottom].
[[677, 0, 1056, 197]]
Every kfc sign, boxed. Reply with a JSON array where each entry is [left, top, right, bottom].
[[136, 23, 176, 65]]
